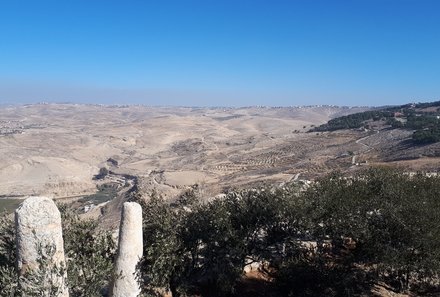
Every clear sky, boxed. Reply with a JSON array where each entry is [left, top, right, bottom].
[[0, 0, 439, 106]]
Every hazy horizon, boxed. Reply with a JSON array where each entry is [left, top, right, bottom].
[[1, 0, 439, 107], [0, 98, 424, 109]]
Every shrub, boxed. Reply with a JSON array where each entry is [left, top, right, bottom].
[[138, 169, 440, 296], [59, 205, 116, 297]]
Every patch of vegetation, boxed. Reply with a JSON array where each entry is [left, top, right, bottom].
[[60, 205, 116, 297], [312, 110, 394, 131], [0, 199, 24, 213], [413, 128, 440, 144], [137, 168, 440, 297], [312, 100, 440, 144], [79, 183, 118, 204], [93, 167, 109, 180]]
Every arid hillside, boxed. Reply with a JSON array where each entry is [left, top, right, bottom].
[[0, 103, 371, 201]]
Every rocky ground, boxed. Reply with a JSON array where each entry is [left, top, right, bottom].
[[1, 103, 440, 216], [0, 104, 365, 198]]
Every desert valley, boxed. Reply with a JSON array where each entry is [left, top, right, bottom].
[[3, 102, 440, 296], [0, 103, 370, 208], [2, 103, 440, 214]]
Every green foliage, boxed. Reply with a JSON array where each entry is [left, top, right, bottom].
[[59, 204, 116, 297], [312, 110, 394, 131], [412, 128, 440, 144], [312, 100, 440, 144], [0, 213, 15, 269], [138, 169, 440, 296], [300, 169, 440, 292], [274, 252, 371, 297], [413, 101, 440, 109], [386, 117, 403, 128], [406, 114, 439, 130], [182, 197, 247, 296], [137, 184, 304, 297], [18, 243, 67, 297], [79, 183, 119, 204], [93, 167, 109, 180], [0, 199, 24, 214], [0, 265, 19, 297], [137, 191, 189, 297], [0, 213, 18, 296]]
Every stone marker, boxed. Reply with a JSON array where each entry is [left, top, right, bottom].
[[15, 196, 69, 297], [111, 202, 143, 297]]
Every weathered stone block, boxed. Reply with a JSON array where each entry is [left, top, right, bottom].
[[111, 201, 143, 297], [15, 196, 69, 297]]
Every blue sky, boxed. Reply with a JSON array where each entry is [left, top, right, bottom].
[[0, 0, 439, 106]]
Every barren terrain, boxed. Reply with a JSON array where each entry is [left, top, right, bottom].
[[0, 104, 367, 199], [1, 103, 439, 216]]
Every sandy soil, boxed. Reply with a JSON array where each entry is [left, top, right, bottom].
[[0, 103, 387, 199]]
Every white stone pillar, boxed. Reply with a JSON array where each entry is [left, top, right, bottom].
[[15, 196, 69, 297], [111, 202, 143, 297]]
